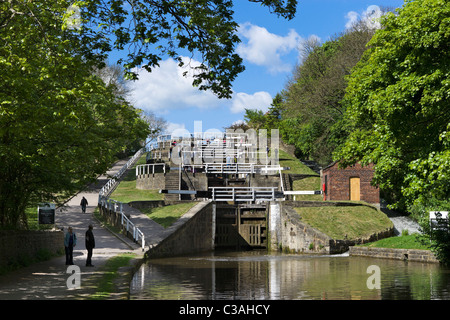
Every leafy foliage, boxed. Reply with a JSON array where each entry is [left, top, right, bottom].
[[0, 0, 149, 228], [335, 0, 450, 212], [261, 23, 376, 164], [76, 0, 298, 98]]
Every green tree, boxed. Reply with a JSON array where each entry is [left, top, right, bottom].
[[243, 93, 284, 135], [0, 0, 149, 228], [335, 0, 449, 214], [75, 0, 298, 99], [281, 21, 377, 164]]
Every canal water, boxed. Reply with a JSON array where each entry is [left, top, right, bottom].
[[130, 250, 450, 300]]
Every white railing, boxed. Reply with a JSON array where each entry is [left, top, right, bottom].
[[209, 187, 278, 202], [98, 148, 146, 251], [181, 163, 285, 174], [136, 163, 166, 176], [98, 195, 145, 250], [99, 148, 144, 197], [204, 163, 283, 174]]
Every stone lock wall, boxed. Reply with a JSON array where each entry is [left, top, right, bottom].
[[136, 172, 166, 190], [269, 201, 394, 254], [269, 202, 332, 254], [145, 201, 214, 258], [349, 246, 439, 263]]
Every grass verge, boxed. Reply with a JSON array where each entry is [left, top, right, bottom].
[[278, 150, 317, 175], [140, 202, 198, 228], [89, 252, 137, 300], [295, 205, 393, 239], [110, 154, 164, 202], [359, 234, 431, 250]]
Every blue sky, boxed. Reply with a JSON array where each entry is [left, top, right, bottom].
[[124, 0, 405, 136]]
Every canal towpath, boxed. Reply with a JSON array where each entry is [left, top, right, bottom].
[[0, 158, 165, 300]]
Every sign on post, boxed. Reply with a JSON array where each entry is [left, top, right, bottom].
[[38, 203, 55, 224], [429, 211, 449, 232]]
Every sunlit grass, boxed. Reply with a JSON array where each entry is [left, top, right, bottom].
[[360, 234, 430, 250], [89, 253, 136, 300], [295, 205, 393, 240], [140, 202, 198, 228], [110, 154, 164, 202]]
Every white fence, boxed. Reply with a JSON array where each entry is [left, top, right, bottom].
[[98, 148, 146, 250], [136, 163, 166, 176], [209, 187, 279, 202], [99, 148, 144, 197], [98, 195, 145, 250]]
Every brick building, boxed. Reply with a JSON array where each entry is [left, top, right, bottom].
[[321, 161, 380, 205]]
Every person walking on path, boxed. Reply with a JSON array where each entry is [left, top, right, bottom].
[[80, 196, 88, 213], [85, 224, 95, 267], [64, 227, 77, 265]]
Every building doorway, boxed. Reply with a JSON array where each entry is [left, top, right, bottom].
[[349, 177, 360, 201]]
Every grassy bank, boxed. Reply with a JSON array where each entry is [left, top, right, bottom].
[[140, 202, 198, 228], [295, 205, 393, 240], [110, 154, 164, 202], [359, 234, 430, 250], [278, 150, 322, 201], [88, 252, 138, 300], [278, 150, 317, 175]]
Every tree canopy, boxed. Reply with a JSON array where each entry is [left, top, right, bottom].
[[334, 0, 449, 212], [0, 0, 149, 228], [241, 20, 378, 165], [0, 0, 298, 228], [70, 0, 298, 98]]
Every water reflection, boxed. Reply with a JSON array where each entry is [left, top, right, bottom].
[[130, 251, 450, 300]]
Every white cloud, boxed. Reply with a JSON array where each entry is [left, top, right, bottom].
[[127, 56, 273, 116], [345, 5, 383, 30], [165, 122, 186, 136], [127, 57, 226, 113], [230, 91, 272, 114], [237, 23, 301, 74], [345, 11, 360, 29]]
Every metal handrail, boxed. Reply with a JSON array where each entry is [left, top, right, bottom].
[[209, 187, 277, 202], [99, 148, 144, 196], [98, 148, 146, 250], [98, 195, 145, 250]]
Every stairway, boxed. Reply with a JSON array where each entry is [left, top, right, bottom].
[[164, 170, 180, 201], [281, 173, 292, 200]]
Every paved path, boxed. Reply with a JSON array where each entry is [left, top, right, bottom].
[[0, 159, 146, 300]]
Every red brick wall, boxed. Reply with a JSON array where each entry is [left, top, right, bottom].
[[322, 162, 379, 204]]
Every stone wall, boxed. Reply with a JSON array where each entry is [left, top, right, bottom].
[[145, 201, 214, 258], [269, 202, 332, 254], [269, 201, 394, 254], [349, 246, 439, 263], [0, 230, 64, 270], [248, 174, 281, 189], [136, 172, 166, 190]]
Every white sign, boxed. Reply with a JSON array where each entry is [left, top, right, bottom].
[[430, 211, 449, 220]]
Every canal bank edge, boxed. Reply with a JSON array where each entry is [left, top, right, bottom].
[[349, 246, 439, 263], [270, 201, 395, 254]]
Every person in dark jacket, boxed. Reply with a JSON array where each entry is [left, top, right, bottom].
[[85, 224, 95, 267], [80, 196, 88, 213], [64, 227, 77, 265]]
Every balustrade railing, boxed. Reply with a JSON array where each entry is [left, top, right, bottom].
[[209, 187, 279, 202], [98, 148, 146, 250]]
